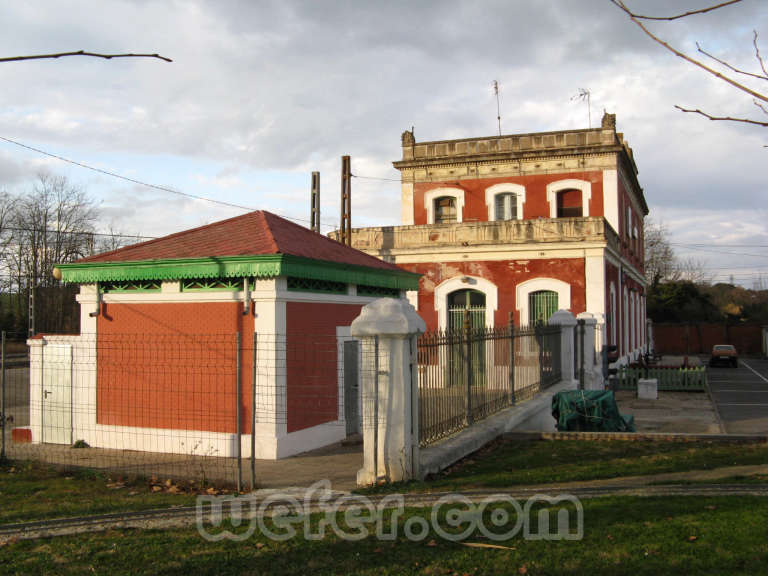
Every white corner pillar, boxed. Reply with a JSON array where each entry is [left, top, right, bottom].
[[576, 312, 599, 390], [549, 310, 578, 388], [75, 284, 100, 334], [351, 298, 425, 486]]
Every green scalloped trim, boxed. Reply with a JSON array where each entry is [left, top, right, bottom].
[[56, 254, 419, 290]]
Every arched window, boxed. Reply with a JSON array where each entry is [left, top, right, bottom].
[[556, 189, 582, 218], [546, 179, 591, 218], [494, 193, 517, 221], [528, 290, 558, 326], [434, 196, 457, 224], [485, 183, 526, 222]]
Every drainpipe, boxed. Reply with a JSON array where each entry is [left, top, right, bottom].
[[243, 278, 251, 316], [89, 284, 102, 318]]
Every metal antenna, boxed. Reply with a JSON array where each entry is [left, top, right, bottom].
[[571, 88, 592, 128], [493, 80, 502, 136]]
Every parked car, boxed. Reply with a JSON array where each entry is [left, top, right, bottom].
[[709, 344, 738, 367]]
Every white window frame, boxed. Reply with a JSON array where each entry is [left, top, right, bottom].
[[434, 275, 498, 329], [516, 278, 571, 327], [424, 187, 465, 224], [546, 179, 592, 218], [484, 183, 526, 221]]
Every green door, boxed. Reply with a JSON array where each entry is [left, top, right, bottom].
[[447, 289, 486, 388]]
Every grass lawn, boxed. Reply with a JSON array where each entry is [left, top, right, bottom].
[[359, 438, 768, 494], [1, 496, 767, 575], [0, 461, 198, 525]]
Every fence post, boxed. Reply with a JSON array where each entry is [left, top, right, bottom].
[[236, 331, 242, 493], [250, 332, 257, 491], [576, 313, 598, 389], [351, 298, 425, 485], [1, 331, 5, 461], [463, 309, 473, 426], [548, 310, 578, 389], [508, 312, 515, 405]]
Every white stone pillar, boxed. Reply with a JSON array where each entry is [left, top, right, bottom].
[[549, 310, 578, 387], [351, 298, 425, 485], [576, 312, 599, 389]]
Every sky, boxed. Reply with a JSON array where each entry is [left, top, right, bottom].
[[0, 0, 766, 286]]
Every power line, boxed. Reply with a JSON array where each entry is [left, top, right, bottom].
[[2, 226, 156, 240], [672, 242, 768, 248], [0, 135, 258, 212], [0, 134, 339, 231], [351, 173, 401, 182]]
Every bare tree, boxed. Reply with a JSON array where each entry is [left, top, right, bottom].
[[95, 224, 132, 255], [612, 0, 768, 128], [8, 173, 97, 291], [644, 218, 709, 285]]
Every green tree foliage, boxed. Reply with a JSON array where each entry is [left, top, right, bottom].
[[647, 281, 719, 323]]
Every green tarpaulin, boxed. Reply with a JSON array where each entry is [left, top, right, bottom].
[[552, 390, 636, 432]]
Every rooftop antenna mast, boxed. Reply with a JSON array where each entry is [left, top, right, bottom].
[[493, 80, 502, 136], [310, 171, 320, 233], [571, 88, 592, 128]]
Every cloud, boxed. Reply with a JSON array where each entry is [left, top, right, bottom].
[[0, 0, 765, 284]]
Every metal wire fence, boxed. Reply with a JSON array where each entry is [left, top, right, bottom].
[[417, 320, 561, 447], [0, 330, 363, 492]]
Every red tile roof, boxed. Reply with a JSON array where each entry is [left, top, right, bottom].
[[79, 211, 402, 272]]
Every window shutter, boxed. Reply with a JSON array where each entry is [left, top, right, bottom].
[[495, 194, 505, 221]]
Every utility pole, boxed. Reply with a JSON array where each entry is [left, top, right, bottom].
[[340, 156, 351, 246], [310, 171, 320, 233]]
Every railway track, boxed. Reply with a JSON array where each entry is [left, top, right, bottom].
[[2, 483, 768, 542]]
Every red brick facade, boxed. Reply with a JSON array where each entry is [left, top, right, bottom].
[[285, 301, 364, 433], [97, 302, 254, 433]]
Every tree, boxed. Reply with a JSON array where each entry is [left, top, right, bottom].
[[8, 172, 97, 291], [644, 218, 709, 285], [612, 0, 768, 128]]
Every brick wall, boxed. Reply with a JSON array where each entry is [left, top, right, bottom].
[[653, 322, 763, 355], [285, 301, 364, 433], [97, 302, 254, 433]]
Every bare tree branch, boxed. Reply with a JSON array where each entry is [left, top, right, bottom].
[[696, 41, 768, 81], [674, 105, 768, 126], [0, 51, 172, 63], [612, 0, 768, 105], [755, 30, 768, 77], [609, 0, 742, 21], [755, 99, 768, 116]]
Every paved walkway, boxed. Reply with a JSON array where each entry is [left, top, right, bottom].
[[614, 389, 722, 434], [8, 440, 363, 490]]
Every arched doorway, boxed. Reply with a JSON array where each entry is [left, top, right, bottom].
[[446, 289, 487, 389]]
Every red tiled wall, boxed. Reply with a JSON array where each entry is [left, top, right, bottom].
[[285, 302, 364, 434], [97, 302, 254, 433]]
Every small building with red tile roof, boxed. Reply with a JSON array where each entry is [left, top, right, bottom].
[[26, 211, 419, 460]]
